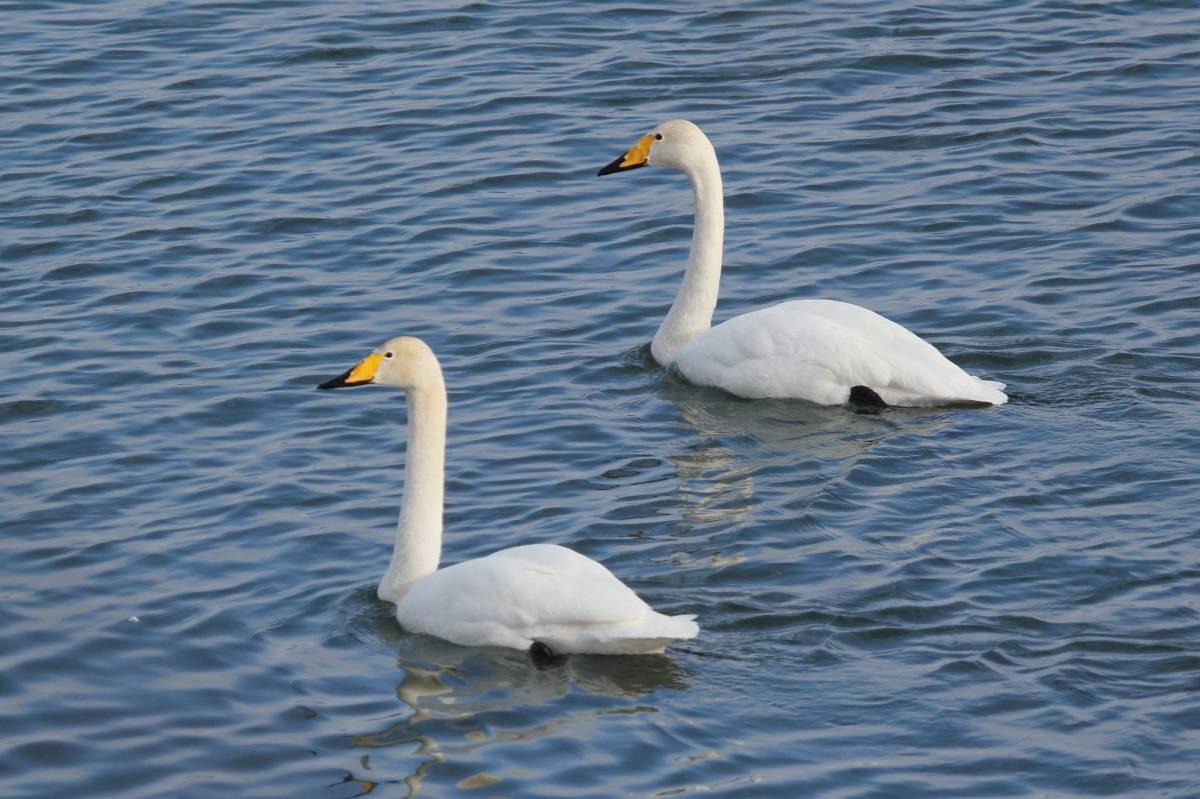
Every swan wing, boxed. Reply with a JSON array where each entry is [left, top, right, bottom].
[[394, 544, 698, 654], [675, 299, 1007, 406]]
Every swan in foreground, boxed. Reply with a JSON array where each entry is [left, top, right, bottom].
[[318, 336, 699, 655], [598, 119, 1007, 408]]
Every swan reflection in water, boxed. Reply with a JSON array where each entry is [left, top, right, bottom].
[[642, 369, 962, 580], [337, 603, 691, 797], [660, 371, 952, 507]]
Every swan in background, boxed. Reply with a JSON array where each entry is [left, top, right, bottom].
[[318, 336, 698, 656], [598, 119, 1007, 408]]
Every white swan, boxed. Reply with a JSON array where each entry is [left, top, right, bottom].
[[598, 119, 1007, 408], [318, 336, 699, 655]]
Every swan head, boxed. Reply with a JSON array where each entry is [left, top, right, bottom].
[[597, 119, 714, 176], [318, 336, 441, 392]]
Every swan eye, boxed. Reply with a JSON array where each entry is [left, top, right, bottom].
[[384, 351, 395, 359], [655, 133, 663, 141]]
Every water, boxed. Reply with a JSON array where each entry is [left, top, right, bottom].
[[3, 1, 1199, 796]]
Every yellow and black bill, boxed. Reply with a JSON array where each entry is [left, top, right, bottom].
[[597, 133, 654, 176], [318, 352, 382, 390]]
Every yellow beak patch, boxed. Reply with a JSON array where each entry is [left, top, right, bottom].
[[619, 134, 655, 168], [598, 133, 656, 176], [347, 352, 383, 384]]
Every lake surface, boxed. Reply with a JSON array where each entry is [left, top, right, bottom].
[[3, 1, 1199, 796]]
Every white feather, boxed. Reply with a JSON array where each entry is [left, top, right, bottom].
[[398, 544, 698, 654], [676, 299, 1007, 406], [601, 119, 1007, 408], [320, 337, 698, 655]]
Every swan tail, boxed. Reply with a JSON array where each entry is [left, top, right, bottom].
[[649, 613, 700, 641], [972, 377, 1009, 405], [671, 613, 700, 638], [600, 612, 700, 654], [536, 614, 699, 655], [614, 613, 699, 654], [903, 376, 1008, 407]]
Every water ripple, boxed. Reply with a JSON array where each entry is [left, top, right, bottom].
[[2, 0, 1199, 796]]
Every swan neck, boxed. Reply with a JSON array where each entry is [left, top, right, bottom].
[[652, 149, 724, 365], [379, 375, 446, 603]]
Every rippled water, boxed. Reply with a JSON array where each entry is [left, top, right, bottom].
[[3, 1, 1199, 796]]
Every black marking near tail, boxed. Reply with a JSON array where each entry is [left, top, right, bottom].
[[529, 641, 558, 667], [848, 385, 887, 413]]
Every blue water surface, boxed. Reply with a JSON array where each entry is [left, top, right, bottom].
[[2, 1, 1199, 796]]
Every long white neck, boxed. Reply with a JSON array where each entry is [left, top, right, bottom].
[[378, 373, 446, 603], [651, 147, 724, 365]]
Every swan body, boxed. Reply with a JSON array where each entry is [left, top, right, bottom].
[[397, 543, 696, 654], [598, 119, 1007, 407], [318, 336, 698, 655], [677, 299, 1008, 407]]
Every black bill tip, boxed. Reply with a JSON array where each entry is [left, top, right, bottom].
[[597, 155, 646, 177], [318, 368, 359, 390]]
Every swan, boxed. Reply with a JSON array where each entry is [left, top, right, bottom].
[[317, 336, 699, 656], [597, 119, 1007, 408]]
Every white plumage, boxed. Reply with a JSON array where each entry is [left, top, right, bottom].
[[677, 299, 1008, 407], [398, 543, 697, 654], [318, 336, 698, 655], [598, 119, 1007, 408]]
